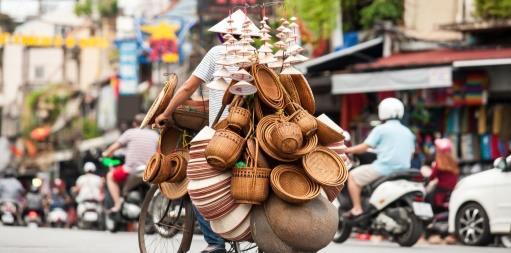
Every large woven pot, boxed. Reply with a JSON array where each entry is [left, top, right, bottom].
[[264, 194, 338, 252]]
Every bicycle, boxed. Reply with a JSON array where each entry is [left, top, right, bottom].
[[138, 185, 259, 253]]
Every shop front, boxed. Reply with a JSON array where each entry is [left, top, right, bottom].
[[331, 47, 511, 174]]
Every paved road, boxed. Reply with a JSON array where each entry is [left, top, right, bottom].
[[0, 226, 508, 253]]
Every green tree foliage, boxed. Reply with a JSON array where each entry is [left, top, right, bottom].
[[74, 0, 118, 18], [474, 0, 511, 19], [74, 0, 93, 16], [360, 0, 403, 29], [285, 0, 340, 40]]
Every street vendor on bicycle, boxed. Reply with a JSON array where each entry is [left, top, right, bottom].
[[154, 10, 260, 253]]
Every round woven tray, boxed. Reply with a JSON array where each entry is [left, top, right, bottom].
[[252, 64, 285, 109], [302, 147, 348, 187], [270, 165, 320, 204], [291, 74, 315, 114]]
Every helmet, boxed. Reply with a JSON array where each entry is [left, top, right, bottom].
[[378, 98, 404, 121], [53, 178, 65, 190], [84, 162, 96, 173], [434, 138, 452, 153]]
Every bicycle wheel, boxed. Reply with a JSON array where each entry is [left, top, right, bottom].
[[138, 185, 195, 253], [229, 241, 259, 253]]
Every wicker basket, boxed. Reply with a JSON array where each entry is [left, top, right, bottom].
[[271, 121, 303, 154], [227, 97, 251, 131], [270, 165, 320, 204], [205, 129, 247, 170], [173, 100, 209, 132], [302, 146, 349, 187], [167, 149, 190, 183], [143, 153, 162, 183], [287, 102, 317, 138], [231, 140, 271, 204]]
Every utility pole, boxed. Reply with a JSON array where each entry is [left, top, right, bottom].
[[38, 0, 43, 16]]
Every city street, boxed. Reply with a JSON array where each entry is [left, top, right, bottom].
[[0, 226, 508, 253]]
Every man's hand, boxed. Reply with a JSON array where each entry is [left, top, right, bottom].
[[154, 113, 174, 129]]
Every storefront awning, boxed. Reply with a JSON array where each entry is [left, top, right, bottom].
[[331, 66, 452, 94], [354, 47, 511, 71], [297, 37, 383, 74]]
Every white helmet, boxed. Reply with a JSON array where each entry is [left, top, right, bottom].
[[84, 162, 96, 173], [378, 98, 404, 121]]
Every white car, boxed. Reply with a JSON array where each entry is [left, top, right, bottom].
[[449, 155, 511, 246]]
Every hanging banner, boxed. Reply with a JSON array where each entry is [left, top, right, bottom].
[[117, 40, 139, 95], [0, 33, 109, 48]]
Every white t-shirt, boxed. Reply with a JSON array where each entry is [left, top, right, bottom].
[[76, 174, 103, 202], [192, 45, 238, 126]]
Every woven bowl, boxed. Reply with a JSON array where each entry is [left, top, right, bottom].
[[302, 146, 349, 187], [227, 106, 251, 131], [289, 107, 317, 138], [252, 64, 285, 109], [270, 165, 320, 204]]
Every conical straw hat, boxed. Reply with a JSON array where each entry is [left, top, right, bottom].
[[209, 10, 261, 37]]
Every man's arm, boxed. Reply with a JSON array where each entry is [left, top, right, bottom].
[[155, 75, 203, 127], [345, 143, 371, 154], [103, 142, 123, 157]]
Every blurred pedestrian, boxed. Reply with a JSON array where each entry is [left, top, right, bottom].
[[0, 168, 24, 205], [103, 114, 159, 212]]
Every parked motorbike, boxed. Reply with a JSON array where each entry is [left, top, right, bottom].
[[48, 207, 68, 228], [101, 157, 149, 233], [77, 199, 104, 230], [334, 153, 433, 247], [0, 201, 20, 225], [23, 209, 43, 228]]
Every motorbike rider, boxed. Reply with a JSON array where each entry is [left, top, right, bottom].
[[0, 168, 24, 204], [103, 114, 159, 213], [0, 168, 24, 221], [345, 97, 415, 218], [72, 162, 104, 203], [24, 183, 46, 223], [153, 10, 260, 253]]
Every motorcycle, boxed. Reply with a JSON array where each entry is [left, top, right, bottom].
[[101, 157, 149, 232], [23, 209, 43, 228], [0, 201, 20, 225], [334, 153, 433, 247], [47, 207, 68, 228], [77, 199, 104, 230]]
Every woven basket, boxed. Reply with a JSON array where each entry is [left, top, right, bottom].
[[227, 97, 251, 131], [143, 153, 162, 183], [205, 129, 247, 170], [174, 99, 209, 132], [270, 165, 320, 204], [167, 149, 190, 183], [302, 146, 349, 187], [252, 64, 285, 109], [271, 121, 303, 154], [291, 74, 315, 114], [246, 137, 270, 168], [279, 74, 301, 106], [231, 140, 271, 204], [287, 102, 317, 138]]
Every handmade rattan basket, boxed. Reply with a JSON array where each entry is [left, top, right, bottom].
[[252, 64, 285, 109], [205, 129, 247, 170], [167, 149, 190, 182], [143, 153, 162, 183], [271, 121, 303, 154], [270, 165, 320, 204], [287, 102, 317, 138], [231, 139, 271, 204], [227, 97, 251, 131], [302, 146, 348, 187]]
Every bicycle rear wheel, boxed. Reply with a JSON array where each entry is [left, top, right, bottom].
[[138, 185, 195, 253]]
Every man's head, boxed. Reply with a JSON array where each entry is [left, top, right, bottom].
[[378, 97, 404, 121], [83, 162, 96, 173], [133, 113, 146, 128]]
